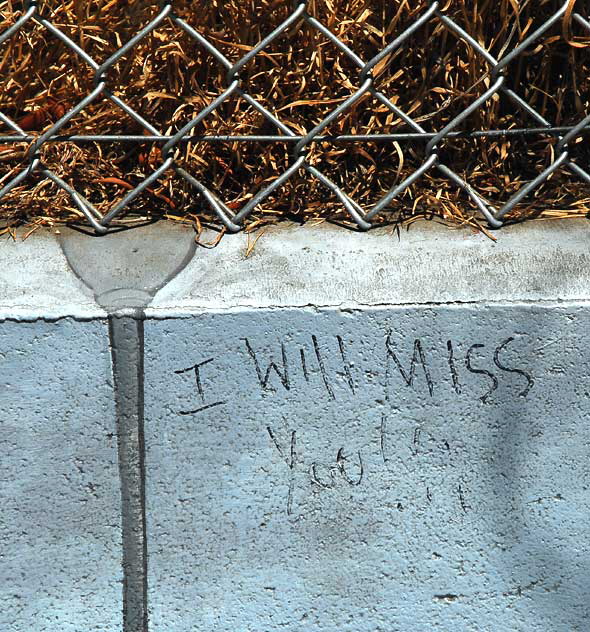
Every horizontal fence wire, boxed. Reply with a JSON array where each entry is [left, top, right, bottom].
[[0, 0, 589, 233]]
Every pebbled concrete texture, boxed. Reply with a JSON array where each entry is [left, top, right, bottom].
[[59, 223, 196, 632], [143, 304, 590, 632], [0, 318, 122, 632], [2, 219, 590, 631]]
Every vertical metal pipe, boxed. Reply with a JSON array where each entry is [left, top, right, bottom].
[[59, 223, 196, 631], [109, 315, 148, 632]]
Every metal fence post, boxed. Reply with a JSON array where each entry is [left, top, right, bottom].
[[59, 224, 196, 632]]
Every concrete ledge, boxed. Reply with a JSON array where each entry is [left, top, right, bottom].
[[0, 231, 104, 321], [3, 220, 590, 319], [1, 219, 590, 632], [150, 220, 590, 313]]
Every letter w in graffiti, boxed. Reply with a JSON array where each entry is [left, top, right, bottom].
[[243, 338, 290, 391]]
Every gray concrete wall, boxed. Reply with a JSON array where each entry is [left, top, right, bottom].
[[0, 318, 121, 632], [1, 221, 590, 631]]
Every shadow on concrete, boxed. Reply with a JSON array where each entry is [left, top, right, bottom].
[[480, 309, 590, 630]]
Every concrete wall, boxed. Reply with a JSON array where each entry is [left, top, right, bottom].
[[1, 221, 590, 631]]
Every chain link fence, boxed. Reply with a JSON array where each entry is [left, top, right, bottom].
[[0, 0, 589, 233]]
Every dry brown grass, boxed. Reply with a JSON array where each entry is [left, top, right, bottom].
[[0, 0, 589, 234]]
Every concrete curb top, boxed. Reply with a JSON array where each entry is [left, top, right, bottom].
[[3, 217, 590, 632], [1, 220, 589, 319]]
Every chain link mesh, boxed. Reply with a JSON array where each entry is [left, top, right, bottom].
[[0, 0, 589, 233]]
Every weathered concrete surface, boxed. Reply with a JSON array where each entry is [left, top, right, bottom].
[[2, 220, 590, 631], [59, 223, 196, 632], [149, 220, 590, 313], [0, 231, 103, 320], [0, 318, 122, 632], [143, 219, 590, 632], [143, 305, 590, 632], [59, 223, 195, 313]]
